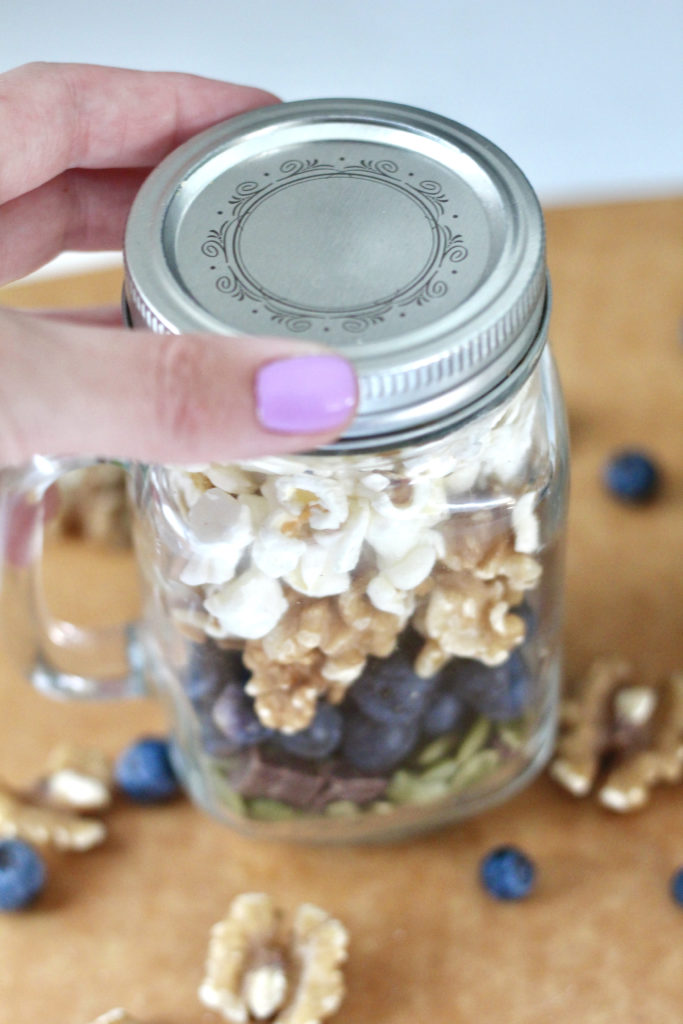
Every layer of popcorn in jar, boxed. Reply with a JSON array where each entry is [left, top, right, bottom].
[[124, 99, 569, 840]]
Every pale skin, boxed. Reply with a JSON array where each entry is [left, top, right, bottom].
[[0, 62, 358, 467]]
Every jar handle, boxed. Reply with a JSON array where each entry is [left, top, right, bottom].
[[0, 456, 146, 701]]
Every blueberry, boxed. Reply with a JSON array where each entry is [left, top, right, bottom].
[[341, 709, 419, 774], [185, 641, 248, 705], [278, 701, 343, 760], [670, 867, 683, 906], [480, 845, 536, 900], [352, 638, 436, 725], [421, 687, 467, 738], [0, 839, 46, 911], [454, 652, 531, 722], [604, 450, 660, 503], [211, 683, 271, 751], [199, 715, 250, 758], [115, 736, 180, 802]]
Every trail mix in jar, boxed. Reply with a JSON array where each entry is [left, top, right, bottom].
[[142, 371, 558, 829]]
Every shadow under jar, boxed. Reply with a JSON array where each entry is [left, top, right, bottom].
[[124, 98, 569, 842]]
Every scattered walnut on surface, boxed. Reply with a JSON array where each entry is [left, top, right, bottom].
[[0, 781, 106, 851], [550, 656, 635, 796], [277, 902, 348, 1024], [199, 892, 348, 1024], [36, 743, 113, 811], [550, 658, 683, 811], [598, 671, 683, 811]]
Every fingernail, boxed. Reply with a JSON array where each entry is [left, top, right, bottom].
[[255, 354, 357, 434]]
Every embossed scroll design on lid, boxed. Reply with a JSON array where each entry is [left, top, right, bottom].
[[200, 157, 469, 335]]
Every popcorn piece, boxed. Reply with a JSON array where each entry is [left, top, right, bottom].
[[366, 574, 416, 618], [369, 478, 447, 523], [38, 744, 113, 811], [237, 493, 270, 530], [188, 489, 246, 543], [199, 894, 348, 1024], [205, 464, 262, 494], [251, 511, 307, 578], [205, 569, 288, 640], [382, 541, 437, 591], [181, 551, 244, 587], [358, 471, 390, 494], [512, 491, 540, 554], [476, 373, 539, 485], [273, 474, 349, 530], [311, 499, 370, 574], [285, 544, 350, 598], [167, 468, 213, 513], [444, 459, 480, 494], [549, 656, 635, 796], [366, 510, 433, 565], [181, 495, 254, 586], [0, 784, 106, 851]]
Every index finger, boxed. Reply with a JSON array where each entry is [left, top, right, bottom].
[[0, 62, 279, 204]]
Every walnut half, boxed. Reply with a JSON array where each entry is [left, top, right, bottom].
[[0, 783, 106, 851], [199, 893, 348, 1024]]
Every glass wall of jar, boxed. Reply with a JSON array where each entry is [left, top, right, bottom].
[[129, 346, 568, 842]]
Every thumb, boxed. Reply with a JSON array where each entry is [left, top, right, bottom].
[[0, 309, 358, 465]]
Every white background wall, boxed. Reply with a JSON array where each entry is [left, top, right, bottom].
[[3, 0, 681, 276]]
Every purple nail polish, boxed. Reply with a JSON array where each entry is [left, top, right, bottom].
[[255, 355, 357, 434]]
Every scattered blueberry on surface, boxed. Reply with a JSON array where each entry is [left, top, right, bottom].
[[212, 683, 271, 751], [342, 709, 420, 774], [352, 641, 436, 725], [115, 736, 180, 803], [453, 652, 531, 722], [669, 867, 683, 906], [603, 449, 660, 503], [0, 839, 46, 911], [278, 701, 343, 760], [480, 845, 536, 900]]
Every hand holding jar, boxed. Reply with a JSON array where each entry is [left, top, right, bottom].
[[0, 78, 569, 843], [0, 62, 358, 467]]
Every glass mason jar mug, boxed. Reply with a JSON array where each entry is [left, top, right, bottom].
[[0, 100, 568, 842]]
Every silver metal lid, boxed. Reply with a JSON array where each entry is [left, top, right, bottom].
[[124, 98, 548, 450]]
